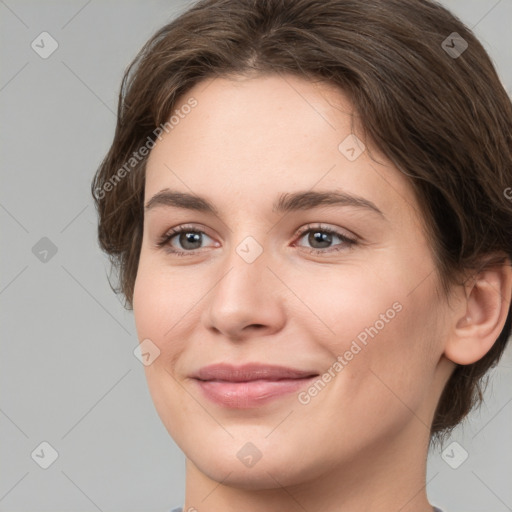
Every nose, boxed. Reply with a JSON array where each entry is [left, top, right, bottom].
[[201, 242, 287, 341]]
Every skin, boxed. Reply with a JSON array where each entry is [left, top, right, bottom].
[[132, 74, 512, 512]]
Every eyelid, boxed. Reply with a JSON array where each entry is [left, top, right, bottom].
[[293, 222, 356, 240], [161, 223, 212, 239]]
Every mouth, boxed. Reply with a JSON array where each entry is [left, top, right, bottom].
[[191, 363, 319, 408]]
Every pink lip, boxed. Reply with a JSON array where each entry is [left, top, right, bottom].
[[192, 363, 318, 408]]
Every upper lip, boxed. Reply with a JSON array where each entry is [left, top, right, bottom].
[[193, 363, 319, 382]]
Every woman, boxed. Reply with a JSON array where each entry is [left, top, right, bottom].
[[92, 1, 512, 510]]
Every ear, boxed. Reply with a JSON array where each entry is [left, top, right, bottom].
[[444, 259, 512, 366]]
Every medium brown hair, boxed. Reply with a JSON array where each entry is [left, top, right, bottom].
[[91, 0, 512, 443]]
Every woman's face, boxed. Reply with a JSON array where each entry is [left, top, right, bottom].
[[133, 74, 454, 489]]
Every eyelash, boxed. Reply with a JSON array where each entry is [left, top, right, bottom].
[[156, 223, 357, 257]]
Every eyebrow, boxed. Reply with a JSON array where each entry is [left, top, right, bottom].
[[144, 189, 385, 219]]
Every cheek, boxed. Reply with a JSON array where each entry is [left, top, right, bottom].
[[132, 257, 186, 387], [298, 258, 441, 405], [133, 255, 185, 343], [133, 259, 194, 438], [133, 267, 161, 343], [288, 260, 403, 351]]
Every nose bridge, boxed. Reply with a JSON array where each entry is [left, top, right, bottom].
[[216, 234, 274, 308]]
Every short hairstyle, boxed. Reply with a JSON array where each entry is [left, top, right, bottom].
[[91, 0, 512, 444]]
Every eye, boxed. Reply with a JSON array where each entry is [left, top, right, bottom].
[[157, 223, 357, 257], [293, 224, 357, 255], [157, 225, 218, 257]]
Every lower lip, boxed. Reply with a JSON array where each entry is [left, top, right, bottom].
[[195, 377, 316, 408]]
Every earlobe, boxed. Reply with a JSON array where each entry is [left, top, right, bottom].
[[444, 261, 512, 366]]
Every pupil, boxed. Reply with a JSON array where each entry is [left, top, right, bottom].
[[181, 232, 201, 249], [310, 231, 331, 248]]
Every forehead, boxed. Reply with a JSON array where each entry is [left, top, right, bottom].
[[144, 74, 419, 225], [163, 73, 357, 159]]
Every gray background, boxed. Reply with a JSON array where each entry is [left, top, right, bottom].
[[0, 1, 511, 511]]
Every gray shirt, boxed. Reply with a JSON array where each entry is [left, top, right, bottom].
[[170, 506, 445, 511]]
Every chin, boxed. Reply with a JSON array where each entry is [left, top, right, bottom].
[[192, 454, 301, 490]]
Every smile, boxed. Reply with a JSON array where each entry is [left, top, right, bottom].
[[191, 363, 319, 408]]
